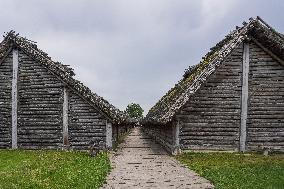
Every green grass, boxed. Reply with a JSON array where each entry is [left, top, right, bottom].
[[0, 150, 111, 189], [176, 152, 284, 189]]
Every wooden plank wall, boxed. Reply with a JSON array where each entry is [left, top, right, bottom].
[[17, 50, 64, 149], [112, 125, 118, 144], [177, 44, 243, 151], [0, 51, 13, 148], [68, 91, 107, 150], [247, 42, 284, 152], [0, 48, 127, 151], [143, 124, 174, 153], [112, 124, 129, 145]]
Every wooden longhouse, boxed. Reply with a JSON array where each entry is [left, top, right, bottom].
[[143, 17, 284, 154], [0, 31, 130, 150]]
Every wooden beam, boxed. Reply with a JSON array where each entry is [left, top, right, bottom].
[[116, 125, 119, 142], [251, 38, 284, 67], [106, 121, 112, 149], [11, 49, 19, 149], [175, 122, 180, 147], [172, 121, 180, 155], [0, 47, 13, 66], [240, 43, 250, 152], [63, 87, 69, 146]]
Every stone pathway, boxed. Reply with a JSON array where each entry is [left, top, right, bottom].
[[102, 127, 214, 189]]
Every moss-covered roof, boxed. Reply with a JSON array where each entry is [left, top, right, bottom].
[[0, 31, 128, 124], [144, 16, 284, 125]]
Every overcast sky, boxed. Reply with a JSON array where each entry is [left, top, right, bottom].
[[1, 0, 283, 114]]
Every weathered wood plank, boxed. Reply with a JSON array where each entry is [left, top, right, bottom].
[[106, 121, 112, 149], [11, 49, 19, 149], [240, 43, 249, 152], [246, 41, 284, 151], [63, 87, 69, 146], [18, 50, 63, 149], [0, 51, 13, 148], [68, 90, 107, 150], [172, 121, 180, 154]]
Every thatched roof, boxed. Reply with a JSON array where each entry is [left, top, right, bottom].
[[145, 16, 284, 125], [0, 31, 128, 124]]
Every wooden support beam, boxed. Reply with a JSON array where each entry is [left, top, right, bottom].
[[63, 87, 69, 146], [106, 121, 112, 149], [251, 38, 284, 66], [116, 125, 119, 142], [240, 43, 250, 152], [0, 47, 13, 66], [172, 121, 180, 155], [11, 49, 19, 149]]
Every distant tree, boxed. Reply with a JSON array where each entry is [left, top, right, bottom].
[[125, 103, 144, 119]]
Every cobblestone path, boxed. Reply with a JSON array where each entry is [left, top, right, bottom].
[[102, 127, 214, 189]]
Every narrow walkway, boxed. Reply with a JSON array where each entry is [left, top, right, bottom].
[[102, 127, 213, 189]]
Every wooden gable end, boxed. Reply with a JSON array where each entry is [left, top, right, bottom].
[[176, 43, 243, 151], [176, 40, 284, 152], [0, 47, 110, 150]]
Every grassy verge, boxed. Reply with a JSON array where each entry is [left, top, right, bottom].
[[0, 150, 111, 189], [176, 152, 284, 189]]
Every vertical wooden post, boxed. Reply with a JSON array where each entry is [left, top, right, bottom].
[[106, 121, 112, 149], [116, 125, 119, 142], [63, 87, 69, 146], [172, 121, 180, 155], [11, 49, 19, 149], [240, 43, 250, 152]]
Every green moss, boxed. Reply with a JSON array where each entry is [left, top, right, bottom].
[[0, 150, 111, 189], [177, 152, 284, 189]]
